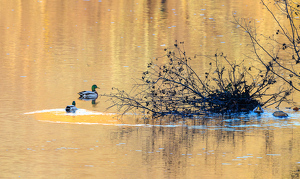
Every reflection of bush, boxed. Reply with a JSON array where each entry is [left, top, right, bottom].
[[108, 117, 272, 178], [105, 41, 291, 118]]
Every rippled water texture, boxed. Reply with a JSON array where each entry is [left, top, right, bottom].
[[1, 0, 300, 178]]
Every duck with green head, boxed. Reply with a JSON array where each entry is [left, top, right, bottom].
[[78, 84, 100, 99], [65, 101, 78, 113]]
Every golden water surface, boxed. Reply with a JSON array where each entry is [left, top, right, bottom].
[[1, 0, 300, 178]]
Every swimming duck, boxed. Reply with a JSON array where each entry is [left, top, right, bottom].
[[65, 101, 78, 113], [273, 111, 288, 117], [253, 105, 264, 113], [78, 84, 100, 99], [293, 107, 299, 111]]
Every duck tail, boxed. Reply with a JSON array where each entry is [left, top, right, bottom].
[[65, 106, 71, 112]]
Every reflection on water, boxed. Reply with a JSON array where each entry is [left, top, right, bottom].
[[18, 109, 300, 178], [1, 0, 300, 178]]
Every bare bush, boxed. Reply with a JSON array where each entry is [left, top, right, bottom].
[[104, 41, 291, 118]]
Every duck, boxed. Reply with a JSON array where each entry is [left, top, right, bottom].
[[65, 101, 78, 113], [78, 84, 100, 99], [253, 105, 264, 114], [273, 111, 288, 117], [293, 107, 299, 111]]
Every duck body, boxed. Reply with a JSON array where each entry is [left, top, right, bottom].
[[78, 85, 99, 99], [78, 91, 98, 99], [66, 101, 78, 113], [253, 105, 264, 114], [273, 111, 288, 117]]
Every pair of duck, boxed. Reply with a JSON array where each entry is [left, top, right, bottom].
[[65, 85, 100, 113], [253, 105, 288, 117]]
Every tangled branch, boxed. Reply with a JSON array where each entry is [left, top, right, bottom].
[[104, 41, 291, 118]]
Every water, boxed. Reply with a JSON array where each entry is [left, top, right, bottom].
[[1, 0, 300, 178]]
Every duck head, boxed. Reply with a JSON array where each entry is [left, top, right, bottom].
[[91, 84, 100, 92]]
